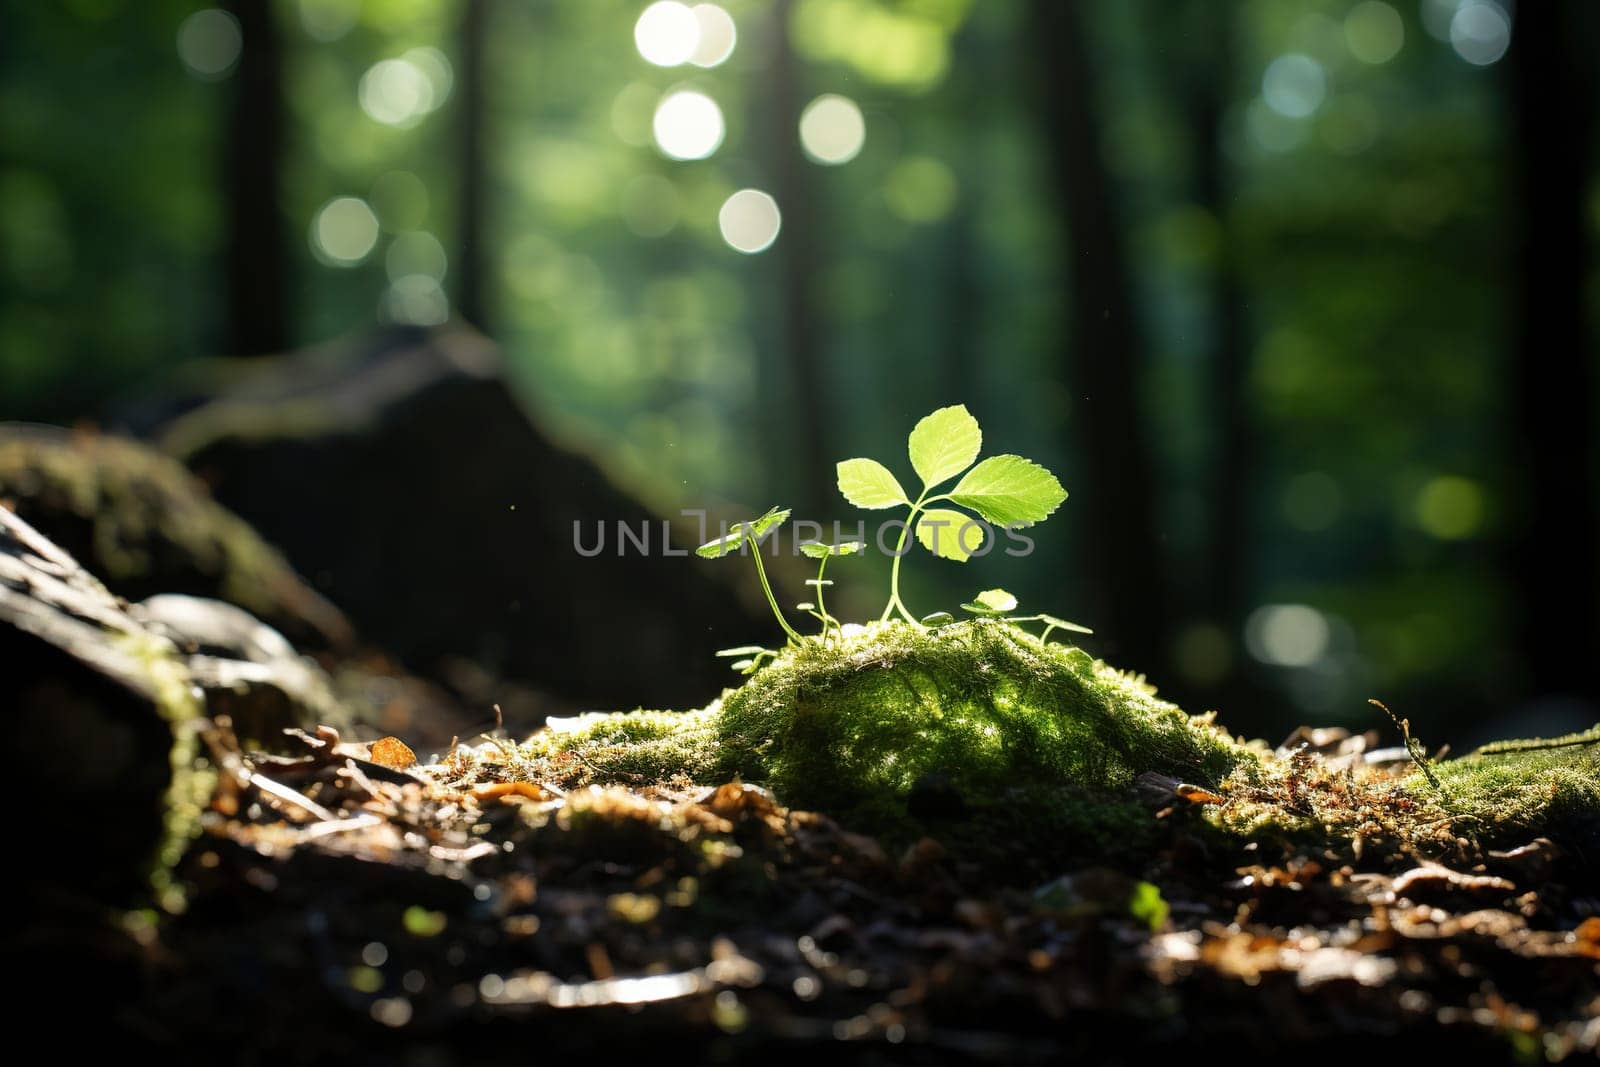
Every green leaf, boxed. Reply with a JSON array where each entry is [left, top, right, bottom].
[[831, 540, 864, 556], [730, 659, 756, 672], [907, 405, 982, 489], [915, 507, 984, 563], [1038, 613, 1093, 635], [715, 645, 768, 657], [746, 506, 791, 539], [1127, 881, 1169, 933], [961, 588, 1018, 615], [920, 611, 955, 626], [836, 459, 909, 509], [948, 455, 1067, 526], [697, 530, 745, 559]]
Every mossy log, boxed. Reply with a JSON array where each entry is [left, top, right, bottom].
[[0, 424, 352, 651], [0, 506, 359, 905]]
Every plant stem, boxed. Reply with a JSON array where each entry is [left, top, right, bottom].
[[814, 555, 831, 638], [750, 540, 803, 644], [880, 489, 930, 624]]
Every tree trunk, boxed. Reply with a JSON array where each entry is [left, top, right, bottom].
[[455, 0, 489, 331], [768, 0, 829, 515], [1027, 0, 1167, 674], [1506, 2, 1600, 707], [222, 0, 286, 356]]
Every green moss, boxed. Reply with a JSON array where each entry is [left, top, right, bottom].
[[525, 622, 1600, 856], [533, 621, 1259, 837], [534, 706, 724, 784], [0, 428, 349, 647], [1425, 734, 1600, 844], [712, 620, 1253, 809]]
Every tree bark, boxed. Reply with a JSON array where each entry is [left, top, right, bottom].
[[1506, 2, 1600, 705], [1027, 0, 1167, 674], [222, 0, 287, 356]]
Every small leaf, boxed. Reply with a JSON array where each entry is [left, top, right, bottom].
[[915, 507, 984, 563], [804, 578, 834, 587], [795, 602, 815, 611], [746, 506, 791, 539], [716, 645, 768, 657], [801, 538, 865, 559], [920, 611, 955, 626], [948, 455, 1067, 526], [730, 658, 756, 672], [1038, 613, 1093, 635], [697, 530, 746, 559], [836, 459, 909, 509], [961, 588, 1018, 615], [907, 405, 982, 489]]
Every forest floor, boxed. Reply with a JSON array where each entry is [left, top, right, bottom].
[[112, 715, 1599, 1065], [3, 413, 1596, 1064]]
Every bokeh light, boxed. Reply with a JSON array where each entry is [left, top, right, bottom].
[[311, 196, 380, 266], [1450, 2, 1511, 67], [1344, 2, 1404, 64], [718, 189, 781, 253], [359, 50, 453, 128], [386, 231, 448, 283], [1415, 475, 1486, 539], [799, 94, 866, 165], [634, 2, 699, 68], [652, 90, 725, 160], [883, 157, 956, 222], [176, 9, 242, 80], [1261, 54, 1326, 118], [296, 0, 359, 43], [1245, 604, 1331, 668], [383, 275, 450, 326], [689, 5, 737, 68]]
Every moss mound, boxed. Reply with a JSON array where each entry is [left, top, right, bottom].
[[528, 622, 1600, 858], [712, 620, 1255, 809], [536, 621, 1261, 832]]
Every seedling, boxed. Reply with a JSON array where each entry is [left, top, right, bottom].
[[697, 506, 802, 644], [799, 539, 862, 639], [836, 404, 1068, 623], [959, 587, 1093, 644], [699, 406, 1087, 675]]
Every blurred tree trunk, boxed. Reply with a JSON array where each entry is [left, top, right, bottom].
[[768, 0, 829, 515], [455, 0, 489, 331], [1157, 0, 1254, 709], [1506, 3, 1600, 705], [1188, 5, 1249, 637], [1027, 0, 1166, 674], [222, 0, 286, 356]]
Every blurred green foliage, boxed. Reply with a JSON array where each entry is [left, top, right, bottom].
[[1, 0, 1595, 740]]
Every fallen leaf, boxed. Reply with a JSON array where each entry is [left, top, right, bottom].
[[369, 736, 417, 770]]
